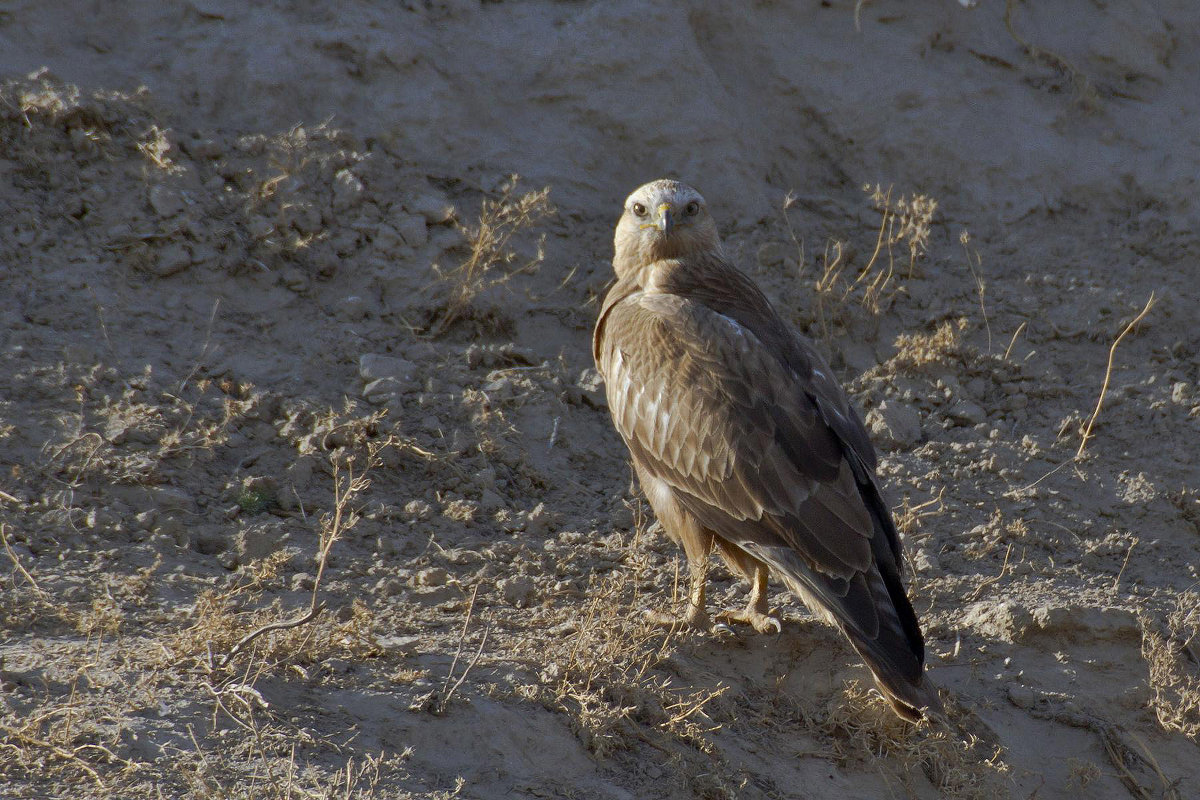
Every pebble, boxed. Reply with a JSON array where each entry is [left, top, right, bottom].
[[363, 378, 402, 405], [359, 353, 418, 383], [498, 575, 536, 607], [374, 577, 406, 597], [404, 499, 434, 521], [148, 185, 184, 217], [865, 400, 923, 448], [910, 548, 940, 575], [960, 599, 1033, 642], [1007, 684, 1036, 709], [946, 399, 988, 426], [414, 567, 448, 587], [1029, 605, 1139, 642], [281, 267, 310, 293], [150, 243, 192, 277], [525, 503, 556, 536]]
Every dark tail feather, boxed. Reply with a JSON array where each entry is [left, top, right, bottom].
[[842, 624, 944, 723], [776, 561, 943, 722]]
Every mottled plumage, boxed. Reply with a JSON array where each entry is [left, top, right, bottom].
[[593, 179, 940, 721]]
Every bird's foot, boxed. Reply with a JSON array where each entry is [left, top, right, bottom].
[[715, 607, 782, 635], [642, 606, 715, 633]]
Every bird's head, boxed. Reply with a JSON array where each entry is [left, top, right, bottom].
[[613, 179, 721, 279]]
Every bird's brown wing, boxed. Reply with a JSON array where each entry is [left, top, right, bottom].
[[595, 288, 876, 581]]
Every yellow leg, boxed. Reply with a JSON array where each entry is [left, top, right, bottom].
[[716, 562, 782, 634]]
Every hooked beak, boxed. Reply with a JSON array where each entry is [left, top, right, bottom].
[[652, 202, 673, 234]]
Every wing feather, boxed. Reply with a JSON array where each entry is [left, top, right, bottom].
[[597, 288, 873, 579]]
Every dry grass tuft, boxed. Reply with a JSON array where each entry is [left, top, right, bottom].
[[1141, 591, 1200, 742], [430, 176, 554, 336], [781, 184, 937, 345], [818, 682, 1011, 799], [890, 318, 969, 370], [539, 569, 728, 757]]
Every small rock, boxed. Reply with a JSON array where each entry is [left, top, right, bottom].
[[1171, 382, 1190, 404], [281, 267, 310, 293], [946, 399, 988, 426], [374, 578, 406, 597], [377, 634, 420, 654], [359, 353, 418, 383], [960, 600, 1033, 642], [911, 549, 940, 575], [526, 503, 556, 536], [866, 401, 923, 449], [148, 185, 184, 217], [150, 243, 192, 277], [152, 486, 195, 513], [1007, 684, 1036, 709], [414, 567, 448, 587], [362, 378, 402, 405], [404, 499, 434, 521], [192, 526, 227, 555], [498, 576, 536, 607], [567, 368, 607, 409], [1029, 605, 1139, 642]]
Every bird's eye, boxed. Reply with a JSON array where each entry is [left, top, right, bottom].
[[631, 202, 647, 217], [685, 201, 700, 216]]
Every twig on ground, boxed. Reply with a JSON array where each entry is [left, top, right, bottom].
[[1, 523, 47, 598], [220, 454, 365, 667], [1003, 321, 1027, 361], [440, 583, 490, 713], [959, 231, 991, 354], [1077, 292, 1156, 459]]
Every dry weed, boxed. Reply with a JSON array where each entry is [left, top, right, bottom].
[[781, 184, 936, 346], [894, 487, 947, 538], [890, 318, 969, 370], [1076, 291, 1156, 458], [430, 175, 553, 335], [534, 565, 727, 758], [817, 682, 1010, 799], [1141, 591, 1200, 741]]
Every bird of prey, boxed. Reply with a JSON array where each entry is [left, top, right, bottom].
[[593, 179, 940, 721]]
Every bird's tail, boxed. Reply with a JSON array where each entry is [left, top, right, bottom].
[[774, 562, 943, 723], [841, 622, 944, 723]]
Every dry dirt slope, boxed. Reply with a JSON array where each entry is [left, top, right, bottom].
[[1, 2, 1199, 799]]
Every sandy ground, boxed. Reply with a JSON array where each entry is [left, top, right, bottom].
[[1, 1, 1198, 798]]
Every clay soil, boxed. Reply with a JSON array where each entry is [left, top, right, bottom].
[[1, 2, 1198, 798]]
